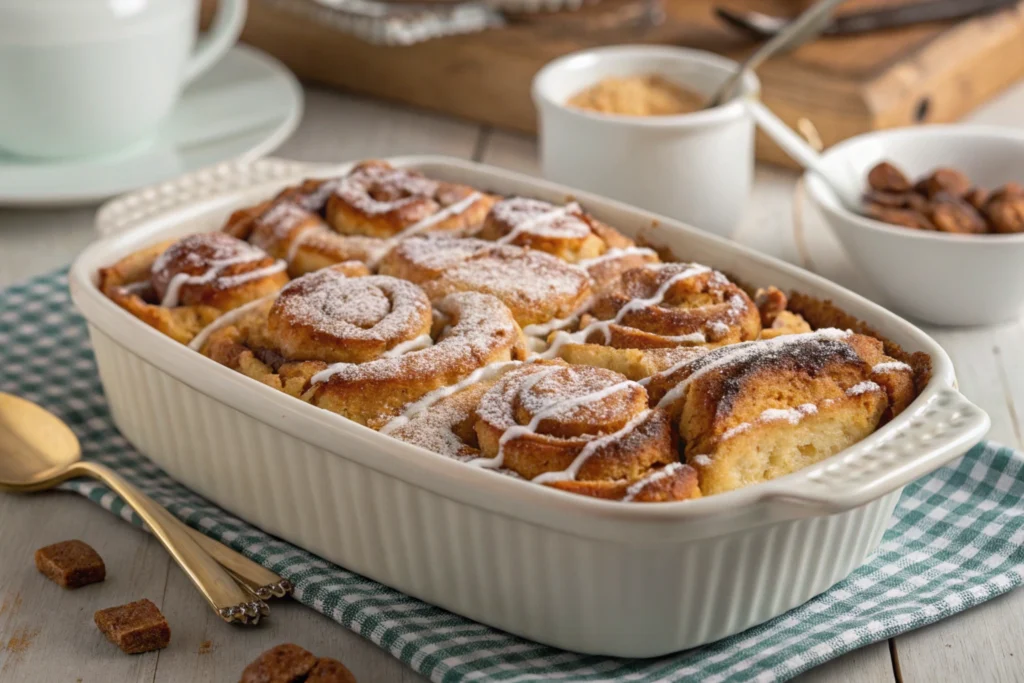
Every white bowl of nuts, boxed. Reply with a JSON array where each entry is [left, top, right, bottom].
[[804, 125, 1024, 327]]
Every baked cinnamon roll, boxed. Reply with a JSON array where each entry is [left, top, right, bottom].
[[326, 160, 496, 238], [477, 197, 633, 262], [385, 361, 700, 502], [380, 237, 593, 327], [99, 233, 288, 344], [227, 200, 388, 277], [542, 262, 761, 375], [197, 265, 528, 429], [640, 329, 916, 495], [473, 362, 699, 501]]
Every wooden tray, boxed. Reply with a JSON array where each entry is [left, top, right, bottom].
[[203, 0, 1024, 166]]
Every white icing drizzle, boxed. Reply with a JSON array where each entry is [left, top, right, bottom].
[[536, 262, 712, 360], [872, 361, 912, 374], [692, 454, 713, 467], [160, 254, 284, 308], [645, 328, 853, 409], [522, 313, 581, 338], [847, 380, 882, 396], [532, 409, 652, 484], [495, 203, 581, 246], [379, 361, 522, 435], [576, 246, 659, 269], [382, 334, 433, 358], [621, 461, 684, 502], [469, 377, 637, 471], [187, 294, 276, 351], [370, 191, 483, 266]]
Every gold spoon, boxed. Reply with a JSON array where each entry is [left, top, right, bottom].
[[0, 392, 290, 623]]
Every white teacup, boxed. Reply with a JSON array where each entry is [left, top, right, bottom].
[[0, 0, 247, 159], [532, 46, 759, 238]]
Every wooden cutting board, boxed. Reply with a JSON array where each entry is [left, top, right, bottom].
[[202, 0, 1024, 166]]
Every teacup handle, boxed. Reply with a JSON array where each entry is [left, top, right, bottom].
[[183, 0, 249, 85]]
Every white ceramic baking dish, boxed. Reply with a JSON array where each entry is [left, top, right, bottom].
[[70, 156, 989, 657]]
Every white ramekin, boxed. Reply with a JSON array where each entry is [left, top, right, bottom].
[[71, 156, 988, 657], [532, 45, 759, 238], [805, 124, 1024, 327]]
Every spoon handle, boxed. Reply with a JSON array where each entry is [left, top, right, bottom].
[[146, 501, 293, 600], [708, 0, 846, 107], [745, 99, 863, 212], [72, 460, 267, 624]]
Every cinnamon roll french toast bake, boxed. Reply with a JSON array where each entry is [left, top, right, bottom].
[[99, 160, 929, 504]]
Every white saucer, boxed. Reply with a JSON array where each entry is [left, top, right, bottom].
[[0, 45, 303, 208]]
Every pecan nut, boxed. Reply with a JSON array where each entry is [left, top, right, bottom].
[[867, 161, 912, 193], [865, 204, 935, 230], [921, 168, 971, 198], [928, 194, 987, 234], [985, 196, 1024, 234]]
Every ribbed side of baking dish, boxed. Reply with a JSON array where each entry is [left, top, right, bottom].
[[72, 156, 989, 657], [90, 325, 898, 656]]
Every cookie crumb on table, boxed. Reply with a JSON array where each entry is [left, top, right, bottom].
[[34, 540, 106, 589], [240, 643, 357, 683], [94, 599, 170, 654]]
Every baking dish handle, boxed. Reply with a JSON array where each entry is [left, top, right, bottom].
[[756, 388, 990, 516], [94, 158, 322, 237]]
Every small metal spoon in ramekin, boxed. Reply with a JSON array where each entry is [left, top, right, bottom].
[[0, 392, 292, 624]]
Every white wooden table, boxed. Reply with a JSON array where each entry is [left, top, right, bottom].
[[2, 83, 1023, 683]]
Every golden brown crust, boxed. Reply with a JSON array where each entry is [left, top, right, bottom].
[[419, 245, 593, 327], [476, 197, 615, 262], [201, 268, 528, 429], [99, 234, 287, 345], [325, 160, 496, 238], [470, 362, 699, 501]]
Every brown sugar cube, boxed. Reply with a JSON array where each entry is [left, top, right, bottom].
[[94, 599, 170, 654], [921, 168, 971, 198], [34, 540, 106, 589], [867, 161, 912, 193], [240, 643, 318, 683], [307, 658, 358, 683]]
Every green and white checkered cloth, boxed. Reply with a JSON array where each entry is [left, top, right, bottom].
[[3, 269, 1023, 682]]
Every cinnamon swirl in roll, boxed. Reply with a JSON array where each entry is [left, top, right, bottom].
[[385, 360, 700, 502], [546, 262, 761, 375], [380, 237, 593, 327], [477, 197, 633, 262], [99, 233, 288, 344], [326, 160, 496, 238], [198, 265, 528, 429], [226, 199, 388, 277]]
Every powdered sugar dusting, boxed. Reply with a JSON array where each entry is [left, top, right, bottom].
[[847, 380, 882, 396], [493, 200, 585, 245], [721, 403, 819, 441], [872, 361, 912, 374], [334, 164, 440, 217]]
